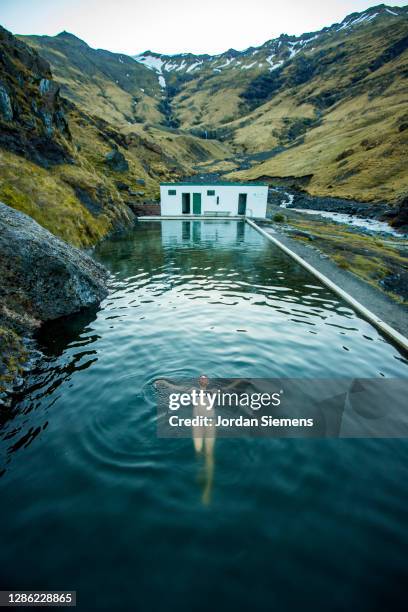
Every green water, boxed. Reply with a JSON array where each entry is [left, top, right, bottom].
[[1, 220, 407, 611]]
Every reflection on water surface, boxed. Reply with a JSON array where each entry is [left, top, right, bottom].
[[1, 221, 407, 611]]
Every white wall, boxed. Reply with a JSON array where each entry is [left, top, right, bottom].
[[160, 184, 268, 217]]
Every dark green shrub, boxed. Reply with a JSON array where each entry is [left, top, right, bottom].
[[273, 212, 286, 223]]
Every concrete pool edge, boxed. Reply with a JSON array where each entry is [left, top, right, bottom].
[[246, 218, 408, 353], [138, 215, 242, 220]]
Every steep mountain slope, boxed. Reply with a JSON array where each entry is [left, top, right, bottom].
[[133, 5, 407, 133], [132, 4, 408, 202], [21, 31, 164, 126], [228, 5, 408, 201], [21, 31, 231, 168], [13, 3, 408, 205], [0, 25, 182, 247]]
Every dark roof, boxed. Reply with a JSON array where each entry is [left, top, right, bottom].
[[160, 181, 268, 187]]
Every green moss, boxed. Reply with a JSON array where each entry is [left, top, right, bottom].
[[0, 152, 111, 247], [0, 326, 27, 393], [284, 218, 407, 303]]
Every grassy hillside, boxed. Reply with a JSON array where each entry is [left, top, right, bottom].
[[227, 11, 408, 202], [20, 31, 233, 167], [5, 3, 408, 220], [133, 5, 407, 204], [1, 26, 232, 248], [20, 31, 164, 127], [230, 88, 408, 202]]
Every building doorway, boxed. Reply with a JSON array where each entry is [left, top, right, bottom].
[[182, 193, 191, 214], [238, 193, 247, 215]]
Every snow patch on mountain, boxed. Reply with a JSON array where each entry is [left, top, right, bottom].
[[216, 58, 234, 69], [134, 54, 165, 73], [132, 7, 403, 80], [267, 57, 283, 71], [337, 10, 380, 31], [186, 61, 202, 73], [288, 44, 300, 59], [163, 62, 178, 71]]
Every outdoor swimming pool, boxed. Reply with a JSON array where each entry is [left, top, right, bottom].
[[1, 220, 407, 611]]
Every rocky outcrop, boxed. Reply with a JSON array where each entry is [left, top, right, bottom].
[[0, 83, 13, 121], [388, 196, 408, 232], [0, 25, 72, 167], [105, 146, 129, 172], [0, 201, 108, 322], [0, 201, 108, 397]]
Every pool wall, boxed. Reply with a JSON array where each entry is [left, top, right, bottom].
[[246, 218, 408, 353]]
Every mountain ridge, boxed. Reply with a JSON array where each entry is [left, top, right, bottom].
[[9, 3, 408, 204], [132, 4, 407, 78]]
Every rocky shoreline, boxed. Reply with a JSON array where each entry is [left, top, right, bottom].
[[0, 201, 109, 404], [268, 187, 408, 232]]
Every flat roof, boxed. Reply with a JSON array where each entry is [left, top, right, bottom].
[[160, 182, 269, 187]]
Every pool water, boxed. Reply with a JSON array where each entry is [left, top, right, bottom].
[[1, 220, 407, 611]]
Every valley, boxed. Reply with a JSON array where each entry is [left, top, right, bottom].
[[16, 3, 408, 207], [1, 4, 407, 393]]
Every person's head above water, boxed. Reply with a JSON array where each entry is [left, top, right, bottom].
[[199, 375, 209, 388]]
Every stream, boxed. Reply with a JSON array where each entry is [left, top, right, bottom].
[[276, 189, 406, 237]]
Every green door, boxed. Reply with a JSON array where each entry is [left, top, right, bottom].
[[193, 193, 202, 215]]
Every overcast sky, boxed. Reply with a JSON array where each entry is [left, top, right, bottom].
[[1, 0, 407, 55]]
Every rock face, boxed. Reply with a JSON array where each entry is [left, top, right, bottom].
[[0, 25, 71, 167], [105, 146, 129, 172], [0, 201, 108, 325], [0, 83, 13, 121], [389, 196, 408, 231], [0, 200, 109, 397]]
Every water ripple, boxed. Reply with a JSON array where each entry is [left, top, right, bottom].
[[1, 221, 408, 609]]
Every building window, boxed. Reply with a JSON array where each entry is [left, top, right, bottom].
[[168, 189, 176, 195], [207, 189, 215, 196]]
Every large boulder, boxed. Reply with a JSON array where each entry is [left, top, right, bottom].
[[389, 196, 408, 232], [0, 201, 108, 325]]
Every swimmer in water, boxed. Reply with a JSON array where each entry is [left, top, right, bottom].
[[155, 376, 246, 504], [155, 374, 216, 505]]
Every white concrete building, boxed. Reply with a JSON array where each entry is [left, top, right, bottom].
[[160, 182, 268, 218]]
